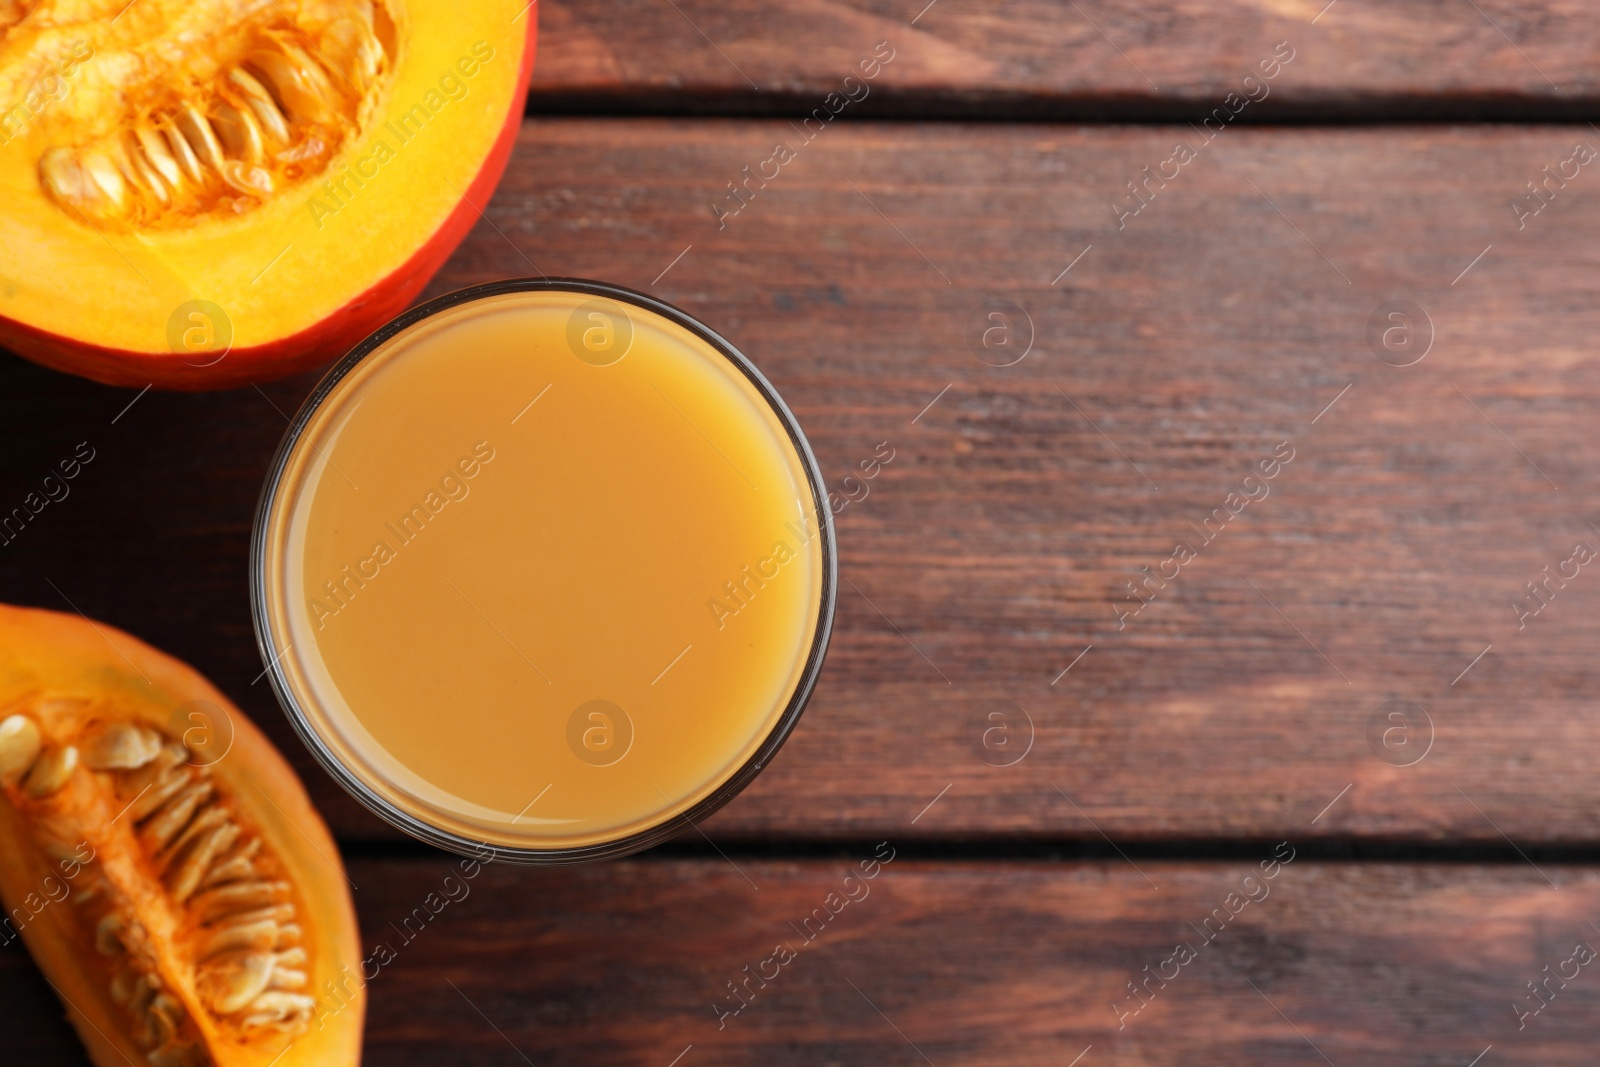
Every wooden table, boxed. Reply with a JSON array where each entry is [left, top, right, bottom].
[[6, 2, 1600, 1062]]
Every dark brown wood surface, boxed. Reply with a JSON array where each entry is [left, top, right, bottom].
[[6, 2, 1600, 1063], [8, 856, 1600, 1065], [532, 0, 1600, 118]]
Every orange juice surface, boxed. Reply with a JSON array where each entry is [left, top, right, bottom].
[[259, 288, 827, 851]]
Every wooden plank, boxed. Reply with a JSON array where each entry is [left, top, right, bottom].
[[4, 122, 1600, 843], [4, 855, 1599, 1064], [532, 0, 1600, 118]]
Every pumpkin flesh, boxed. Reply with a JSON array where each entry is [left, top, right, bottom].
[[0, 603, 363, 1066], [0, 0, 536, 388]]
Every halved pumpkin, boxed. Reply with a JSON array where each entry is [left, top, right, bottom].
[[0, 0, 536, 390], [0, 603, 363, 1066]]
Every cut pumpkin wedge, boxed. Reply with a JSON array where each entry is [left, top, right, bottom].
[[0, 0, 536, 389], [0, 602, 364, 1066]]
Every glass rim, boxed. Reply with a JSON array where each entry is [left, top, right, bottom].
[[248, 277, 838, 865]]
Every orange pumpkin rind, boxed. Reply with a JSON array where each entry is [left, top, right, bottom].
[[0, 603, 363, 1066]]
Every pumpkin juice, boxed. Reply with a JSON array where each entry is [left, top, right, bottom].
[[255, 285, 832, 856]]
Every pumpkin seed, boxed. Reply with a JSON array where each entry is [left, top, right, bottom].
[[35, 9, 390, 228], [23, 744, 77, 797], [82, 722, 164, 771], [0, 714, 41, 786]]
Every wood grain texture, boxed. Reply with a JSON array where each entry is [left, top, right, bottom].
[[4, 856, 1598, 1064], [2, 122, 1598, 845], [531, 0, 1600, 118]]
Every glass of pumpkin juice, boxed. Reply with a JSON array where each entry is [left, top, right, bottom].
[[251, 280, 836, 861]]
